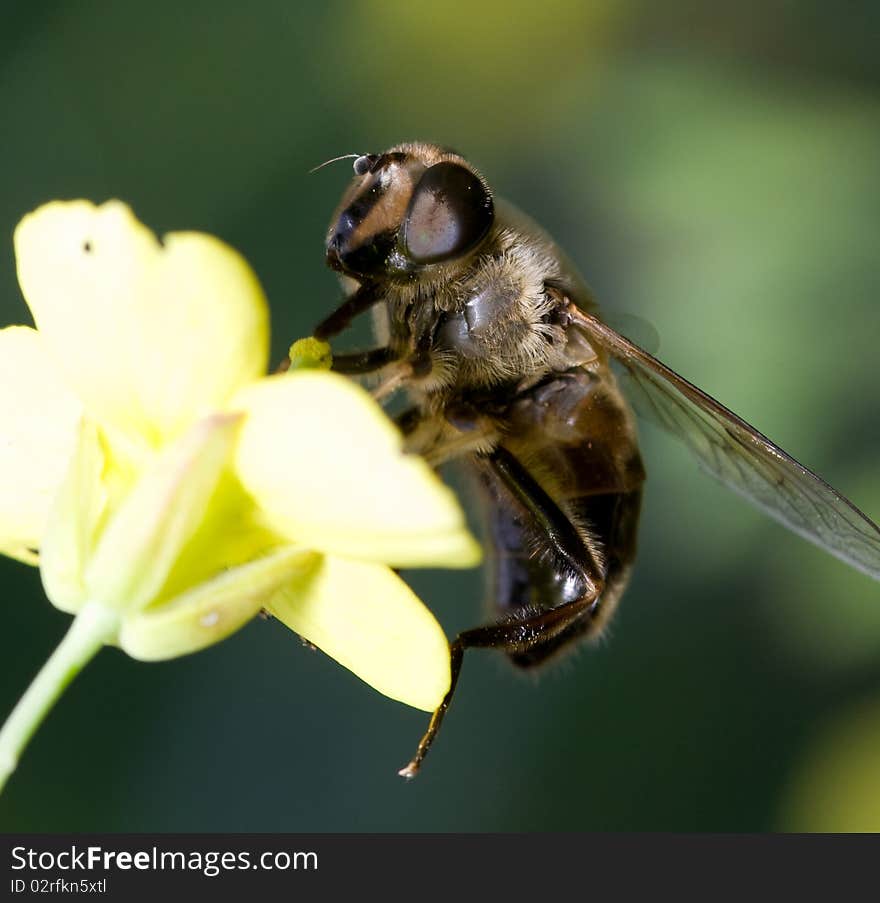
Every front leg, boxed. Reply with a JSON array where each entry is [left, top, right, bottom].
[[333, 332, 437, 409], [313, 282, 381, 340], [330, 346, 398, 375], [312, 283, 402, 378], [275, 338, 395, 377], [315, 283, 438, 394]]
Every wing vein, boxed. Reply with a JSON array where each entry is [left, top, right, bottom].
[[569, 307, 880, 580]]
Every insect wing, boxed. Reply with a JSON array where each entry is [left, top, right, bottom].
[[570, 308, 880, 580]]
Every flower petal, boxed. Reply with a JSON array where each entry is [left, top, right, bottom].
[[148, 466, 291, 610], [39, 420, 108, 612], [119, 546, 319, 660], [83, 412, 242, 615], [0, 326, 82, 563], [268, 556, 451, 712], [232, 372, 482, 568], [14, 201, 269, 445]]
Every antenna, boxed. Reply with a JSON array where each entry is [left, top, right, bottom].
[[308, 153, 362, 174]]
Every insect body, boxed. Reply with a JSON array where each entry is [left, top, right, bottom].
[[315, 141, 880, 777]]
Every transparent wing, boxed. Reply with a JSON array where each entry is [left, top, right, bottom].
[[570, 307, 880, 580]]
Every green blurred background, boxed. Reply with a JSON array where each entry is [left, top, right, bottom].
[[1, 0, 879, 831]]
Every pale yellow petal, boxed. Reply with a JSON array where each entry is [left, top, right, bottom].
[[0, 326, 82, 562], [39, 420, 108, 613], [232, 372, 482, 568], [268, 556, 451, 712], [84, 412, 241, 615], [120, 546, 319, 660], [150, 468, 289, 607], [14, 200, 268, 445]]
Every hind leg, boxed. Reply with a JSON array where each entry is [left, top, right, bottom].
[[399, 446, 607, 778]]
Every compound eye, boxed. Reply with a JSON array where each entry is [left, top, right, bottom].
[[353, 154, 378, 176], [402, 162, 494, 264]]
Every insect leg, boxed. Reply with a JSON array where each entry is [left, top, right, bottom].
[[337, 331, 435, 396], [329, 347, 398, 374], [314, 283, 381, 340], [399, 446, 605, 778], [322, 320, 435, 388]]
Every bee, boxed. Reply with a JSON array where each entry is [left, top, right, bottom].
[[314, 141, 880, 778]]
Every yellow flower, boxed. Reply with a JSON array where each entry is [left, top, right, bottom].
[[0, 200, 480, 791]]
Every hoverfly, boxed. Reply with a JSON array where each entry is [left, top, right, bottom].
[[313, 141, 880, 777]]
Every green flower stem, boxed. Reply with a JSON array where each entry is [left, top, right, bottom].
[[0, 602, 119, 794]]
